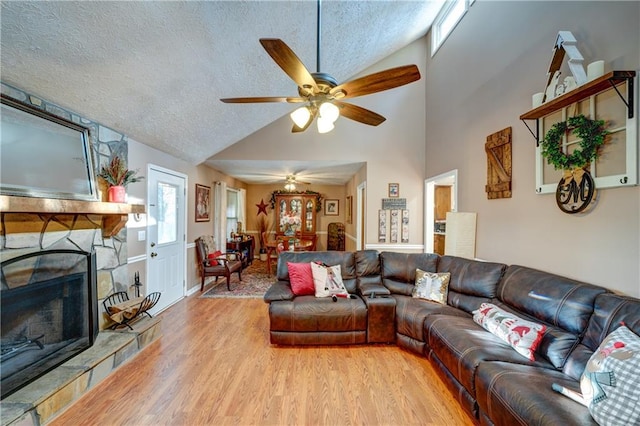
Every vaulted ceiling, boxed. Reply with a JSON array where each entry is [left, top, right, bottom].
[[1, 1, 443, 181]]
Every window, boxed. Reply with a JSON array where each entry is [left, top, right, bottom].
[[226, 188, 239, 237], [431, 0, 474, 57]]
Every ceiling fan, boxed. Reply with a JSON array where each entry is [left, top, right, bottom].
[[283, 174, 310, 191], [220, 0, 421, 133]]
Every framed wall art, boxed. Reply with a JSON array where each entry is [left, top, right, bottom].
[[195, 184, 211, 222], [378, 210, 387, 242], [325, 199, 339, 216], [346, 195, 353, 224], [390, 209, 399, 243], [388, 183, 399, 198]]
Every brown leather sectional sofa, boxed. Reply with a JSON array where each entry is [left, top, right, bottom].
[[263, 250, 640, 426]]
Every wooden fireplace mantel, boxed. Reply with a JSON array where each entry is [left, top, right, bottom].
[[0, 195, 145, 237]]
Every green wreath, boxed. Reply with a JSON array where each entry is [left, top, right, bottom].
[[541, 115, 608, 170]]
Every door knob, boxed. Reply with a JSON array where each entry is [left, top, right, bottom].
[[151, 252, 157, 257], [150, 242, 156, 247]]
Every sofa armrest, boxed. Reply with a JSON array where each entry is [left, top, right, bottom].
[[358, 282, 391, 298], [263, 281, 295, 303]]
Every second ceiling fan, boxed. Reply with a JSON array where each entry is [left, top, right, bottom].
[[220, 0, 421, 134]]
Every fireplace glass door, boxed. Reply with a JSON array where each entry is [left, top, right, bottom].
[[1, 250, 97, 398]]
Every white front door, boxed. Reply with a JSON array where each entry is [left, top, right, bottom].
[[147, 165, 186, 314]]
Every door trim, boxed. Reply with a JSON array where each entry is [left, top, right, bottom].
[[424, 169, 458, 253], [356, 181, 366, 250]]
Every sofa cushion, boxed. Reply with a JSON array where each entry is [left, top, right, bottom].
[[277, 251, 357, 293], [355, 250, 390, 297], [426, 315, 554, 399], [497, 265, 608, 369], [412, 270, 450, 304], [355, 250, 382, 284], [475, 361, 596, 426], [381, 252, 439, 296], [473, 303, 546, 361], [311, 262, 348, 297], [436, 256, 506, 313], [580, 325, 640, 426], [498, 265, 607, 336], [394, 295, 469, 352], [268, 296, 367, 333], [287, 262, 315, 296]]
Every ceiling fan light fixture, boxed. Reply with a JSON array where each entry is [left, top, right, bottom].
[[290, 106, 312, 128], [317, 116, 335, 134], [319, 101, 339, 123], [284, 182, 296, 191]]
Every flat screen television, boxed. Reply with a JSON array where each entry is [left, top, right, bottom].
[[0, 95, 98, 201]]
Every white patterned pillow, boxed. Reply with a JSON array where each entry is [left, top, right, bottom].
[[412, 269, 450, 304], [473, 303, 546, 361], [580, 325, 640, 426], [310, 262, 348, 298]]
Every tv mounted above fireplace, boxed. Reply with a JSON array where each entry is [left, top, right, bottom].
[[0, 94, 98, 201]]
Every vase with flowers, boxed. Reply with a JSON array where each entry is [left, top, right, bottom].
[[98, 155, 144, 202], [280, 212, 301, 237]]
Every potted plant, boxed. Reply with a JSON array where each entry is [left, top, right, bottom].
[[257, 215, 270, 261], [98, 155, 144, 202]]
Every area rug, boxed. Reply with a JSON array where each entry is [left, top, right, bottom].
[[200, 259, 276, 298]]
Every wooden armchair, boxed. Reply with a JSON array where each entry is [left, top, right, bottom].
[[195, 237, 243, 291]]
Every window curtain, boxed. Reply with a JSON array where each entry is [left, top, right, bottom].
[[237, 188, 246, 232], [213, 181, 227, 251]]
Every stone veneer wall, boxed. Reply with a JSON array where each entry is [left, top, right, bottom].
[[1, 83, 133, 330]]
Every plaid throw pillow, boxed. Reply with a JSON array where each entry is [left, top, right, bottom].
[[580, 325, 640, 426]]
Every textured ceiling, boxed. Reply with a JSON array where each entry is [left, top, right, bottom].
[[1, 1, 443, 182]]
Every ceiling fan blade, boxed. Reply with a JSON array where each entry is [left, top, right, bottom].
[[330, 65, 421, 99], [292, 109, 317, 133], [336, 101, 386, 126], [220, 96, 306, 103], [260, 38, 319, 93]]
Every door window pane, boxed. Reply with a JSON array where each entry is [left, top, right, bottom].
[[157, 182, 177, 244]]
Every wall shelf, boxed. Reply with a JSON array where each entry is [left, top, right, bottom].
[[0, 195, 145, 237], [520, 70, 635, 142]]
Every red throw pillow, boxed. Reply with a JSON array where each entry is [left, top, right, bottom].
[[208, 251, 223, 265], [287, 262, 315, 296]]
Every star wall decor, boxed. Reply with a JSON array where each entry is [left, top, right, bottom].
[[256, 199, 268, 216]]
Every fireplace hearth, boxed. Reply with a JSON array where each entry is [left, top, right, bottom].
[[1, 250, 98, 399]]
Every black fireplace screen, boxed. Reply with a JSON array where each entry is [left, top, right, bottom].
[[1, 249, 98, 399]]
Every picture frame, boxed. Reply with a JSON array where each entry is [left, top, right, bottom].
[[388, 183, 399, 198], [195, 184, 211, 222], [325, 199, 339, 216], [346, 195, 353, 224]]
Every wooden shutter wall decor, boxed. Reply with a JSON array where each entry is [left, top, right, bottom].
[[485, 127, 512, 199]]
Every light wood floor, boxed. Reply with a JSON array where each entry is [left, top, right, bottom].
[[50, 294, 473, 426]]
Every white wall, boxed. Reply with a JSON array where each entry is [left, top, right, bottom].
[[212, 38, 428, 248], [425, 1, 640, 296]]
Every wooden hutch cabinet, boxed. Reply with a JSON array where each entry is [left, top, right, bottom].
[[275, 194, 317, 250]]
